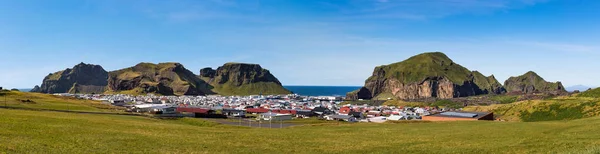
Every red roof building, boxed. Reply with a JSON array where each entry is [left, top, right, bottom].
[[339, 107, 352, 114], [246, 108, 270, 114], [176, 107, 211, 114]]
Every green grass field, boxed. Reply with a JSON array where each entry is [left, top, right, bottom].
[[0, 91, 122, 112], [465, 96, 600, 122], [2, 108, 600, 153], [2, 91, 600, 153]]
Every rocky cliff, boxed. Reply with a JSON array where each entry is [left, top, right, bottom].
[[107, 63, 214, 96], [504, 71, 566, 95], [347, 52, 504, 100], [472, 71, 506, 94], [31, 63, 108, 94], [199, 63, 290, 95]]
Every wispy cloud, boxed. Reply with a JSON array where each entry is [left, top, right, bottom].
[[509, 41, 598, 54], [194, 22, 599, 86], [90, 0, 262, 22], [334, 0, 548, 20]]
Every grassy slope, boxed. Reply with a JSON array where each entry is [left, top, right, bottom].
[[2, 108, 600, 153], [200, 76, 290, 96], [464, 97, 600, 122], [107, 62, 202, 96], [472, 71, 503, 93], [2, 92, 600, 153], [489, 95, 519, 104], [577, 87, 600, 98], [504, 71, 564, 92], [46, 70, 65, 81], [0, 91, 121, 112], [211, 82, 291, 96], [375, 52, 472, 85]]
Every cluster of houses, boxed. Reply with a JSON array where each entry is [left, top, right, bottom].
[[55, 93, 494, 122]]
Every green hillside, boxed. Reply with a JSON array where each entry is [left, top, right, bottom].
[[200, 63, 291, 96], [32, 63, 108, 94], [464, 96, 600, 122], [504, 71, 566, 94], [373, 52, 472, 85], [472, 71, 504, 94], [210, 82, 291, 96], [107, 62, 213, 96], [0, 91, 121, 112], [577, 88, 600, 98]]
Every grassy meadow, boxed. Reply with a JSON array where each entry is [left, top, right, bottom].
[[464, 96, 600, 122], [2, 108, 600, 153], [0, 91, 122, 112], [2, 91, 600, 153]]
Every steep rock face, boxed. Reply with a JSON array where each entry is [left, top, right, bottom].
[[32, 63, 108, 94], [30, 85, 41, 92], [472, 71, 506, 94], [200, 63, 290, 95], [108, 63, 213, 96], [347, 52, 504, 100], [504, 71, 566, 94], [199, 67, 216, 78]]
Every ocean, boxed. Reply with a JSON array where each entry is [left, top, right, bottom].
[[17, 89, 32, 92], [284, 86, 361, 96]]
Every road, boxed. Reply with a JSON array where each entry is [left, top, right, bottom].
[[202, 118, 297, 128]]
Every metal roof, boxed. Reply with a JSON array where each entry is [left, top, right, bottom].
[[440, 112, 478, 118]]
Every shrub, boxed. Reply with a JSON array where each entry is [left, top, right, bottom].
[[491, 95, 519, 104], [431, 100, 463, 109]]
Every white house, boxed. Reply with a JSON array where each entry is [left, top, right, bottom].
[[325, 115, 357, 122], [259, 112, 293, 121], [367, 116, 388, 123], [415, 108, 431, 116], [388, 114, 407, 121]]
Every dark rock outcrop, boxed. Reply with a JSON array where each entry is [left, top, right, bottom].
[[33, 63, 108, 94], [200, 63, 290, 95], [348, 52, 504, 100], [108, 63, 214, 96], [199, 67, 217, 78], [30, 85, 41, 92], [472, 71, 506, 94], [504, 71, 566, 95]]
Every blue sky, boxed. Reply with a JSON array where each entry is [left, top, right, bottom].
[[0, 0, 599, 88]]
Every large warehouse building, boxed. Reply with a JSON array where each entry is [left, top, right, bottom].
[[422, 111, 494, 121]]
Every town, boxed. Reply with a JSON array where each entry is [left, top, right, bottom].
[[55, 93, 494, 123]]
